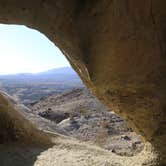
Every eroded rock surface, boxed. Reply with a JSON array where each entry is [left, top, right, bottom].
[[0, 0, 165, 165], [0, 91, 51, 145], [30, 88, 144, 156]]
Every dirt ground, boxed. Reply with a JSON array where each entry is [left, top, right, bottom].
[[0, 135, 156, 166]]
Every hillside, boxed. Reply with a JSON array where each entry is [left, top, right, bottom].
[[30, 88, 144, 156]]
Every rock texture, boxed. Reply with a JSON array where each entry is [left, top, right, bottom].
[[30, 88, 144, 156], [0, 0, 165, 165], [0, 91, 51, 145]]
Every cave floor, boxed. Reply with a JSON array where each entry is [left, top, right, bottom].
[[0, 135, 156, 166]]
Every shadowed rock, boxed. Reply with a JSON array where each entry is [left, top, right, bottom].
[[0, 91, 51, 145]]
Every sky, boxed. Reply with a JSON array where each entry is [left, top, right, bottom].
[[0, 24, 70, 75]]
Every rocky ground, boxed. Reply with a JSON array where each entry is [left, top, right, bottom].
[[26, 88, 144, 156], [0, 89, 156, 166], [0, 137, 155, 166]]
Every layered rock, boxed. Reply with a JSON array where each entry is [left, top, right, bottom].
[[0, 0, 165, 165]]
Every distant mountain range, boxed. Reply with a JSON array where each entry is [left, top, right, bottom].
[[36, 67, 77, 75], [0, 67, 83, 84], [0, 67, 84, 105], [0, 67, 77, 77]]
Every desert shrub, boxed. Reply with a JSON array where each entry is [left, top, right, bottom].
[[94, 129, 109, 146], [80, 109, 88, 116]]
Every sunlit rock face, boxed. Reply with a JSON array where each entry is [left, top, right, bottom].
[[0, 0, 165, 165]]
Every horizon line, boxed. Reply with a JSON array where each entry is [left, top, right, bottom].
[[0, 66, 72, 75]]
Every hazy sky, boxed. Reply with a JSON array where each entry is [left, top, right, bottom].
[[0, 24, 70, 74]]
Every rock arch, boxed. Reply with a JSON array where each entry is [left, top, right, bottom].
[[0, 0, 165, 165]]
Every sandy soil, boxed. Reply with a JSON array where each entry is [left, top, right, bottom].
[[0, 135, 156, 166]]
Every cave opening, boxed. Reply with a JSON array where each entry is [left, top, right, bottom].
[[0, 24, 144, 157], [0, 1, 165, 164]]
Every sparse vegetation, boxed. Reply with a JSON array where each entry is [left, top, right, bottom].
[[94, 129, 109, 146], [30, 88, 144, 156]]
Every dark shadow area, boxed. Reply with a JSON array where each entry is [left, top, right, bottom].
[[0, 92, 54, 166], [0, 92, 52, 145], [0, 143, 53, 166]]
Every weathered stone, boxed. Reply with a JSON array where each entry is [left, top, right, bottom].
[[0, 91, 51, 145], [0, 0, 165, 165]]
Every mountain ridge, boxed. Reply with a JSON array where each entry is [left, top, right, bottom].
[[0, 67, 84, 105], [0, 67, 76, 77]]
